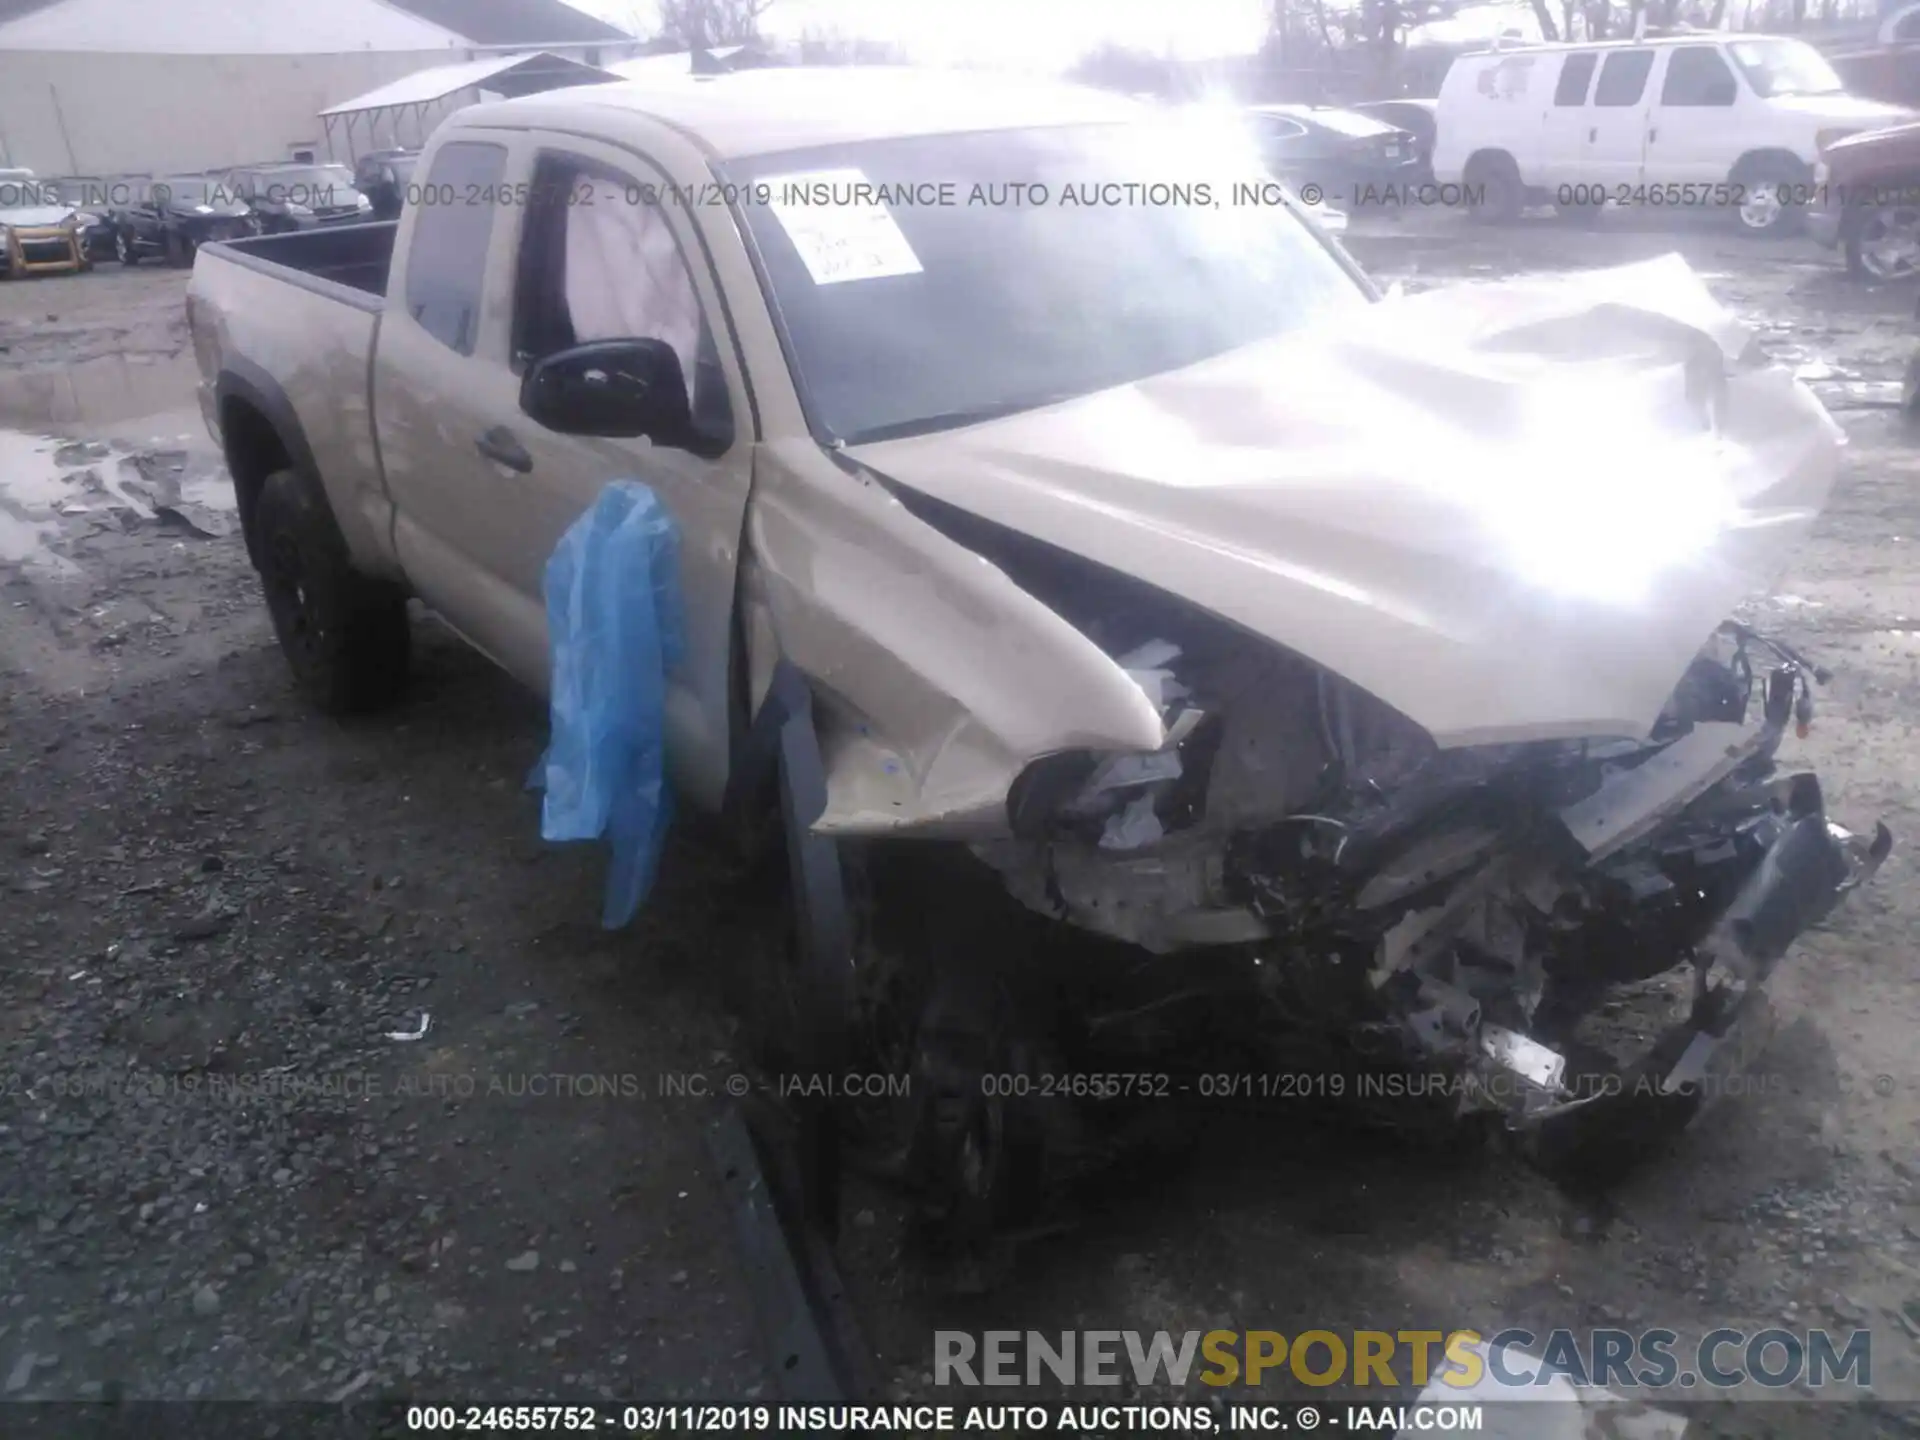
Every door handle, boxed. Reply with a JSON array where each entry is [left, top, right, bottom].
[[1589, 127, 1598, 142], [1649, 127, 1659, 142], [474, 425, 532, 474]]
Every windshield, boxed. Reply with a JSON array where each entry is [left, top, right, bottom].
[[1728, 38, 1844, 97], [724, 121, 1365, 445]]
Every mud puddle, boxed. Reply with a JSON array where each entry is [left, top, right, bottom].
[[0, 420, 233, 571]]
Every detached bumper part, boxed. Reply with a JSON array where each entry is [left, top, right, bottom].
[[1486, 782, 1890, 1172], [1654, 806, 1889, 1096]]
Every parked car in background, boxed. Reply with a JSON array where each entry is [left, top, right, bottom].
[[1806, 118, 1920, 279], [1350, 97, 1439, 183], [352, 149, 419, 221], [1433, 35, 1914, 233], [0, 168, 90, 276], [111, 175, 256, 266], [1825, 4, 1920, 109], [229, 162, 374, 233], [1246, 103, 1425, 207], [47, 175, 126, 261]]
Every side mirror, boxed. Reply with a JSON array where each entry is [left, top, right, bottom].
[[520, 338, 693, 445]]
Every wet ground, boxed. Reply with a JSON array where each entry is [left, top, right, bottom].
[[3, 215, 1920, 1434]]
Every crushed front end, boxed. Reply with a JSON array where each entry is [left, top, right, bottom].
[[970, 615, 1889, 1180]]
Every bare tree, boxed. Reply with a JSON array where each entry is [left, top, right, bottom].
[[654, 0, 777, 49], [796, 25, 909, 64], [1531, 0, 1564, 38]]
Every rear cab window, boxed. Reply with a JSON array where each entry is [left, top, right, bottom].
[[402, 141, 507, 355], [1594, 50, 1655, 106]]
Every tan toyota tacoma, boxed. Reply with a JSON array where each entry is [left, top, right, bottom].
[[188, 68, 1888, 1243]]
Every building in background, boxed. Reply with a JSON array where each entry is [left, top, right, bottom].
[[0, 0, 636, 176], [321, 49, 625, 158]]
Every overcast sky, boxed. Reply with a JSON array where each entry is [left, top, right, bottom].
[[569, 0, 1272, 70]]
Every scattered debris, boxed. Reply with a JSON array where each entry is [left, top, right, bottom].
[[385, 1012, 431, 1043]]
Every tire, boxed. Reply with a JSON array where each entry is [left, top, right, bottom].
[[1730, 158, 1809, 238], [1463, 152, 1524, 225], [114, 227, 138, 267], [165, 228, 192, 267], [252, 468, 410, 714], [1846, 202, 1920, 281]]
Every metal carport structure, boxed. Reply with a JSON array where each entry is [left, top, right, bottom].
[[319, 51, 621, 161]]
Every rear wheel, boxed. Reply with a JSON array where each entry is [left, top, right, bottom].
[[1464, 152, 1524, 225], [253, 468, 410, 714]]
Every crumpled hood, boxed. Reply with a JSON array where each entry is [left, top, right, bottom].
[[0, 205, 77, 228], [847, 255, 1843, 749]]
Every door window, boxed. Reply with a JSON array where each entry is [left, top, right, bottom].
[[1594, 50, 1655, 107], [1661, 46, 1738, 105], [1554, 53, 1598, 106], [512, 153, 732, 446], [402, 141, 507, 355]]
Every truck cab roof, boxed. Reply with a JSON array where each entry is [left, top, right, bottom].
[[465, 65, 1149, 159]]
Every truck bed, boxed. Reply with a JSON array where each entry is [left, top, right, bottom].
[[189, 219, 399, 577], [204, 221, 396, 303]]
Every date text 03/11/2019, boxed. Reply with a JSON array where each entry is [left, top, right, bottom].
[[403, 1403, 1484, 1432]]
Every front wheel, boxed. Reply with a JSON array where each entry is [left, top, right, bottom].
[[253, 468, 410, 714], [1731, 162, 1808, 237], [1847, 202, 1920, 281]]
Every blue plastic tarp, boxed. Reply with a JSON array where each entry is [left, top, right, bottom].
[[532, 482, 684, 928]]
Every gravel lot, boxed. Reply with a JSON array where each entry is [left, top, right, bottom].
[[3, 214, 1920, 1434]]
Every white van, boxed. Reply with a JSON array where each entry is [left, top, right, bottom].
[[1431, 33, 1914, 233]]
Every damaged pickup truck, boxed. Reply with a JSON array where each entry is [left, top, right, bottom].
[[186, 68, 1889, 1245]]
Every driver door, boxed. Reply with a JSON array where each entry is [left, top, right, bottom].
[[502, 140, 753, 812], [373, 131, 753, 811]]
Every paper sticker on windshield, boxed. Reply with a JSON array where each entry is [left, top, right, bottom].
[[762, 169, 923, 286]]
